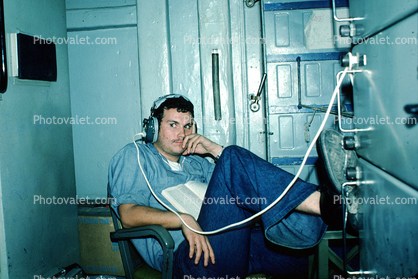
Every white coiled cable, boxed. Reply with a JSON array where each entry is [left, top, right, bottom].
[[134, 67, 349, 235]]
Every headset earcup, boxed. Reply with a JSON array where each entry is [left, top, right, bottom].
[[143, 117, 155, 143], [151, 117, 159, 143]]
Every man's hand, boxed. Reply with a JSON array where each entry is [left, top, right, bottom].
[[182, 125, 223, 158], [179, 213, 216, 267]]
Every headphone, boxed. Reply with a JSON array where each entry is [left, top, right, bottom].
[[142, 94, 192, 143]]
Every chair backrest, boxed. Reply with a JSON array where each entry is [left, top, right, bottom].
[[109, 204, 123, 231], [107, 187, 127, 234], [108, 192, 137, 279]]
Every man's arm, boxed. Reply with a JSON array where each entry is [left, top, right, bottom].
[[118, 203, 215, 267], [119, 203, 184, 229]]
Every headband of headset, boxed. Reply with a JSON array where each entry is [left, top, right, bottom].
[[150, 94, 191, 116]]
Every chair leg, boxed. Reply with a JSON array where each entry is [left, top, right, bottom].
[[161, 247, 174, 279], [313, 231, 359, 279], [118, 240, 135, 279], [317, 238, 329, 279]]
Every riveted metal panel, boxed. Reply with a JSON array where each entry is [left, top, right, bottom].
[[265, 9, 349, 56], [352, 13, 418, 189], [279, 115, 295, 149], [268, 61, 297, 107], [269, 113, 337, 158], [300, 61, 346, 105], [267, 60, 348, 108], [274, 13, 290, 47], [66, 0, 136, 9], [264, 0, 348, 11], [276, 64, 293, 98], [358, 158, 418, 277], [304, 63, 320, 97], [66, 6, 137, 30]]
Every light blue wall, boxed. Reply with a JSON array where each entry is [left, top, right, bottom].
[[66, 0, 142, 199], [67, 0, 268, 199], [0, 0, 80, 277]]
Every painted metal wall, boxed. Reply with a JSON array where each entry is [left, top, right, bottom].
[[66, 0, 142, 199], [262, 0, 351, 184], [136, 0, 265, 155], [0, 0, 80, 277], [68, 0, 267, 199]]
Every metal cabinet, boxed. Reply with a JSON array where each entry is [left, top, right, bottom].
[[340, 1, 418, 277]]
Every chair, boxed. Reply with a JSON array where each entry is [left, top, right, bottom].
[[109, 205, 175, 279], [308, 230, 359, 279], [109, 206, 272, 279]]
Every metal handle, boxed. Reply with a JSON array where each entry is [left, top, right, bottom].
[[297, 56, 301, 109], [405, 104, 418, 115], [212, 50, 221, 120], [250, 73, 266, 112], [404, 104, 418, 128], [332, 0, 364, 22]]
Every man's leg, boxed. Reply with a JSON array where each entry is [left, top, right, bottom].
[[174, 146, 327, 277], [173, 177, 253, 277], [296, 190, 321, 215], [210, 146, 327, 248], [247, 226, 310, 278]]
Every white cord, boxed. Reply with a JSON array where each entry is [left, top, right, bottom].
[[134, 67, 349, 235]]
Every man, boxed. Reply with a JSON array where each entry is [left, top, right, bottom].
[[108, 94, 336, 278]]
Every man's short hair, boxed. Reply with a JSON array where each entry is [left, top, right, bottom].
[[152, 96, 194, 127]]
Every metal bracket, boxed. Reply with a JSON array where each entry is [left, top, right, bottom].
[[332, 0, 364, 22], [250, 73, 267, 112], [342, 181, 376, 277], [245, 0, 260, 8], [336, 69, 372, 133]]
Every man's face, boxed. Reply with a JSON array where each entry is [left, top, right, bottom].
[[153, 108, 193, 162]]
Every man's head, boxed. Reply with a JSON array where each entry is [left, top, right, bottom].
[[148, 94, 195, 162], [152, 95, 194, 126]]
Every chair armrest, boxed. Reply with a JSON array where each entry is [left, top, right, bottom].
[[110, 225, 175, 250]]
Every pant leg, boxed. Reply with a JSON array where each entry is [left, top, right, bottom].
[[174, 146, 326, 277], [173, 163, 254, 278], [247, 226, 310, 278], [212, 146, 327, 249], [173, 226, 311, 279]]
